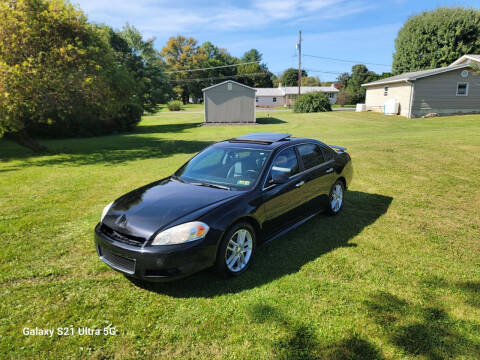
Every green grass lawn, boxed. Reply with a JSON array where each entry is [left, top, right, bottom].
[[1, 111, 479, 359]]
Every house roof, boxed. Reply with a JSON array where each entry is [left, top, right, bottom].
[[283, 86, 339, 94], [449, 54, 480, 66], [202, 80, 256, 92], [362, 64, 472, 87], [255, 86, 338, 96], [255, 88, 284, 96]]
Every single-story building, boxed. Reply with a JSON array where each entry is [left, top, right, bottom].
[[362, 54, 480, 118], [255, 85, 338, 107], [202, 80, 256, 123]]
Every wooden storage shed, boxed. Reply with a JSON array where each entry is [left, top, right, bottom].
[[202, 80, 256, 124]]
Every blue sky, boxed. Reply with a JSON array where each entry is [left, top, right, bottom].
[[74, 0, 479, 81]]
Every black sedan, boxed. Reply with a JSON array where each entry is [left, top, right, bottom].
[[94, 133, 353, 281]]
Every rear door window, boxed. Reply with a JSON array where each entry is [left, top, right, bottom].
[[320, 145, 335, 161], [297, 143, 326, 170]]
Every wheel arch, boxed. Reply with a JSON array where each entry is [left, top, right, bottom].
[[337, 176, 347, 190], [229, 215, 261, 240], [215, 215, 261, 254]]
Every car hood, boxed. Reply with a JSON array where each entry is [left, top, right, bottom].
[[103, 178, 241, 239]]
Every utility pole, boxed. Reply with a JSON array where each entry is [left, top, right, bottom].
[[297, 30, 302, 97]]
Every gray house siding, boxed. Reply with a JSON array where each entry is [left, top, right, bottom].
[[203, 81, 256, 123], [411, 69, 480, 117]]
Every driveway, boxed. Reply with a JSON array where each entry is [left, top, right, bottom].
[[332, 107, 355, 111]]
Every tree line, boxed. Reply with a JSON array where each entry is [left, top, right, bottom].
[[0, 0, 276, 150], [160, 38, 275, 103], [0, 0, 175, 150]]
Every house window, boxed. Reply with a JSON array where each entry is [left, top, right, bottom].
[[384, 86, 388, 96], [273, 97, 277, 102], [329, 93, 334, 99], [456, 82, 469, 96], [256, 97, 258, 102]]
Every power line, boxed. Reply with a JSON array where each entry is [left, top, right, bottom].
[[304, 69, 345, 75], [163, 61, 260, 74], [303, 54, 391, 67], [168, 72, 268, 83], [303, 53, 436, 73]]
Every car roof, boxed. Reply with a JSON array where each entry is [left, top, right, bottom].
[[215, 133, 320, 150]]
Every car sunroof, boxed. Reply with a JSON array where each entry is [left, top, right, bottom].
[[230, 133, 291, 144]]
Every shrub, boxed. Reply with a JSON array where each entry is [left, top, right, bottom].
[[293, 92, 332, 113], [167, 100, 183, 111], [336, 89, 354, 107]]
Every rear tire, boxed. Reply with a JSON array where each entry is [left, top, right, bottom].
[[214, 222, 256, 277], [328, 180, 344, 215]]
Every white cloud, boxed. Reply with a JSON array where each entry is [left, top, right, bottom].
[[73, 0, 371, 36]]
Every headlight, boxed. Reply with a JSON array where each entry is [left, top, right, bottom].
[[101, 202, 113, 223], [151, 221, 209, 245]]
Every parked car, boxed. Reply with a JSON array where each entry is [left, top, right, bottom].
[[94, 133, 353, 281]]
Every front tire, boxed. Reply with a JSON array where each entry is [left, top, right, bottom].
[[328, 180, 344, 215], [215, 222, 256, 277]]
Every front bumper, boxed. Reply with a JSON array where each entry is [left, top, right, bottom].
[[94, 223, 218, 282]]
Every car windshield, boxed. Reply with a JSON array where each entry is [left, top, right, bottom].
[[175, 146, 271, 190]]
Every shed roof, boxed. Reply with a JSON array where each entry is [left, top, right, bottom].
[[202, 80, 256, 92], [362, 64, 471, 87]]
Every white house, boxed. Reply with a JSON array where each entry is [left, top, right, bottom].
[[255, 85, 338, 107]]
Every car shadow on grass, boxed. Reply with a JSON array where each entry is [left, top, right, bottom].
[[130, 190, 393, 298]]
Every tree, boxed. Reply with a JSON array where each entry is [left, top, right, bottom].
[[161, 36, 207, 103], [198, 41, 237, 92], [280, 68, 307, 86], [302, 76, 321, 86], [236, 49, 273, 87], [118, 24, 172, 112], [336, 89, 354, 107], [335, 72, 350, 89], [346, 64, 379, 103], [0, 0, 138, 150], [392, 7, 480, 74], [120, 23, 157, 62]]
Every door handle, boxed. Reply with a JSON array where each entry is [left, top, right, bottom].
[[325, 168, 333, 173], [295, 181, 305, 188]]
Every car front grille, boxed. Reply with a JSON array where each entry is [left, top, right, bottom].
[[98, 245, 136, 274], [100, 223, 145, 247]]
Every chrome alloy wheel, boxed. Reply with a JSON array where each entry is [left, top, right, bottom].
[[330, 184, 343, 213], [225, 229, 253, 272]]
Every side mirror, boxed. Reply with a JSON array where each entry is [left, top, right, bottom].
[[270, 172, 289, 185]]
